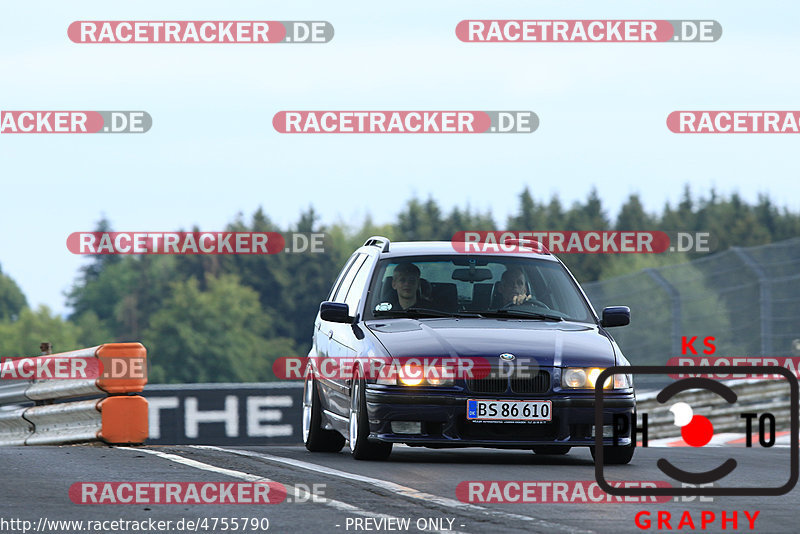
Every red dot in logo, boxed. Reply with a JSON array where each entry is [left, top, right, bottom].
[[681, 415, 714, 447]]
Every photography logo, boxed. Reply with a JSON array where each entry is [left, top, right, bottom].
[[594, 366, 799, 497]]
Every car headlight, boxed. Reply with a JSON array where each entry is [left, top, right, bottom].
[[378, 362, 454, 386], [562, 368, 588, 388], [426, 374, 452, 386], [562, 367, 631, 389], [399, 363, 425, 386]]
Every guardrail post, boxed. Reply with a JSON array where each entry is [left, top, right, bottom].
[[732, 247, 773, 355], [644, 268, 682, 356], [35, 342, 54, 406]]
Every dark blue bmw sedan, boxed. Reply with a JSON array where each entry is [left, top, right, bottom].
[[302, 237, 635, 463]]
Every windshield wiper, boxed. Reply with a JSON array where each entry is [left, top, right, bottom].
[[479, 309, 564, 321], [375, 307, 481, 319]]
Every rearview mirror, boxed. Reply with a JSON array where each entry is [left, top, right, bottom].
[[320, 301, 352, 323], [601, 306, 630, 327], [452, 268, 493, 282]]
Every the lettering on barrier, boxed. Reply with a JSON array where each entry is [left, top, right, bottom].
[[144, 386, 302, 445]]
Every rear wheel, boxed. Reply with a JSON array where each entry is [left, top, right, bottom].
[[349, 371, 392, 461], [532, 445, 571, 455], [303, 373, 345, 452]]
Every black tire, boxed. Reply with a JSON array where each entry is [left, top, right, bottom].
[[590, 441, 635, 465], [303, 374, 345, 452], [349, 371, 392, 461], [532, 445, 571, 455]]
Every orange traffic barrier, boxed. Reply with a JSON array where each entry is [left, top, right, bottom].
[[98, 396, 148, 444], [97, 342, 148, 394]]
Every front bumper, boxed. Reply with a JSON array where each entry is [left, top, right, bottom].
[[365, 386, 635, 448]]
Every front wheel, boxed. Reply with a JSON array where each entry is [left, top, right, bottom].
[[349, 371, 392, 461], [590, 441, 635, 465], [303, 373, 345, 452]]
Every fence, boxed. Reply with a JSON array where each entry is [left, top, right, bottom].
[[583, 237, 800, 365]]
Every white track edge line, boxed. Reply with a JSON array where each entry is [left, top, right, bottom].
[[192, 445, 595, 534], [117, 447, 468, 534]]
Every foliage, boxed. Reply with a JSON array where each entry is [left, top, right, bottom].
[[143, 274, 296, 383], [1, 185, 798, 381]]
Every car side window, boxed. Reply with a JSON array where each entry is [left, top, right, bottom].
[[333, 254, 367, 303], [328, 254, 359, 301], [343, 256, 374, 316]]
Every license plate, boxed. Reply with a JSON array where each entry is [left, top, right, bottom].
[[466, 399, 552, 422]]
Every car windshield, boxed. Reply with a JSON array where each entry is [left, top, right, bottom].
[[365, 255, 594, 323]]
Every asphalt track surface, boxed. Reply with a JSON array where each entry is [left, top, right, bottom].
[[0, 445, 796, 534]]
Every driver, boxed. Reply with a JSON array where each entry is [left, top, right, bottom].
[[390, 262, 432, 310], [496, 266, 532, 306]]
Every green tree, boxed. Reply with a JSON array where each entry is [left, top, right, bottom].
[[0, 264, 27, 321], [0, 306, 81, 357], [507, 187, 546, 229], [46, 186, 800, 383], [72, 310, 115, 348], [661, 184, 697, 233], [143, 274, 296, 383], [615, 194, 655, 231], [396, 197, 446, 240], [560, 188, 611, 282], [544, 196, 566, 230]]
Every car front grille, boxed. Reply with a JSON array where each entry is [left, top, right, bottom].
[[466, 369, 551, 395], [466, 375, 508, 394], [511, 370, 551, 394]]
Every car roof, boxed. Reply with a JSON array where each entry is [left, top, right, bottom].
[[356, 240, 560, 262]]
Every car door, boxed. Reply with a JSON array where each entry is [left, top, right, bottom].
[[317, 253, 367, 414], [314, 252, 359, 418], [315, 253, 358, 362], [326, 253, 375, 417]]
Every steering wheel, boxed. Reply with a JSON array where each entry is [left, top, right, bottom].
[[501, 297, 551, 310]]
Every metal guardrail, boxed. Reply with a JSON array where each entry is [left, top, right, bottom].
[[0, 343, 148, 446], [4, 347, 794, 446], [636, 378, 796, 439]]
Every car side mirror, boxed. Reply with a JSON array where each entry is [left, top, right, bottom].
[[601, 306, 630, 327], [320, 301, 352, 323]]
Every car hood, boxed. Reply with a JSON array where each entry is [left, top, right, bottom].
[[364, 318, 617, 367]]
